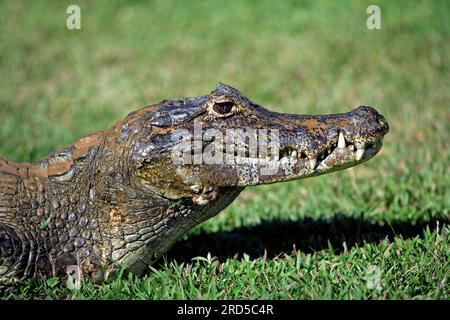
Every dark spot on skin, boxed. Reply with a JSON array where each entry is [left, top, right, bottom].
[[54, 252, 77, 276], [35, 255, 52, 278]]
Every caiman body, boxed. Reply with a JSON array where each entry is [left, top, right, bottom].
[[0, 84, 388, 281]]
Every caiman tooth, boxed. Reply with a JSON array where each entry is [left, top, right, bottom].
[[309, 157, 317, 169], [355, 145, 365, 161], [337, 132, 346, 149]]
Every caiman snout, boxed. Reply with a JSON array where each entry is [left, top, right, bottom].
[[327, 106, 389, 159], [345, 106, 389, 141], [274, 105, 389, 180], [328, 105, 388, 164]]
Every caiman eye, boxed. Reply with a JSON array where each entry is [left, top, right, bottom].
[[213, 102, 235, 115]]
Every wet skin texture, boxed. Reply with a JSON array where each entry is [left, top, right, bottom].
[[0, 83, 389, 281]]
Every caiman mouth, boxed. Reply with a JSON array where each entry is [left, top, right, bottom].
[[221, 131, 381, 165], [279, 131, 383, 177]]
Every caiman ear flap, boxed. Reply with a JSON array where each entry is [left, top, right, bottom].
[[213, 83, 244, 96]]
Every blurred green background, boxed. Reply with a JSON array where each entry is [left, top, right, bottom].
[[0, 0, 448, 299]]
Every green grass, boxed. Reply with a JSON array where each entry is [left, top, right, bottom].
[[0, 0, 448, 299]]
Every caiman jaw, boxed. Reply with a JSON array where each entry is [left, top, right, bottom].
[[235, 105, 390, 186], [314, 131, 383, 172], [276, 131, 384, 179]]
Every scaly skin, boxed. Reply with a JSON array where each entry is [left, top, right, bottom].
[[0, 83, 388, 281]]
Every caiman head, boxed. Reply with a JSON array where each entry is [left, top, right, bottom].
[[93, 83, 388, 274], [128, 83, 389, 205]]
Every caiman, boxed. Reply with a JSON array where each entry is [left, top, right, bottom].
[[0, 83, 389, 282]]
